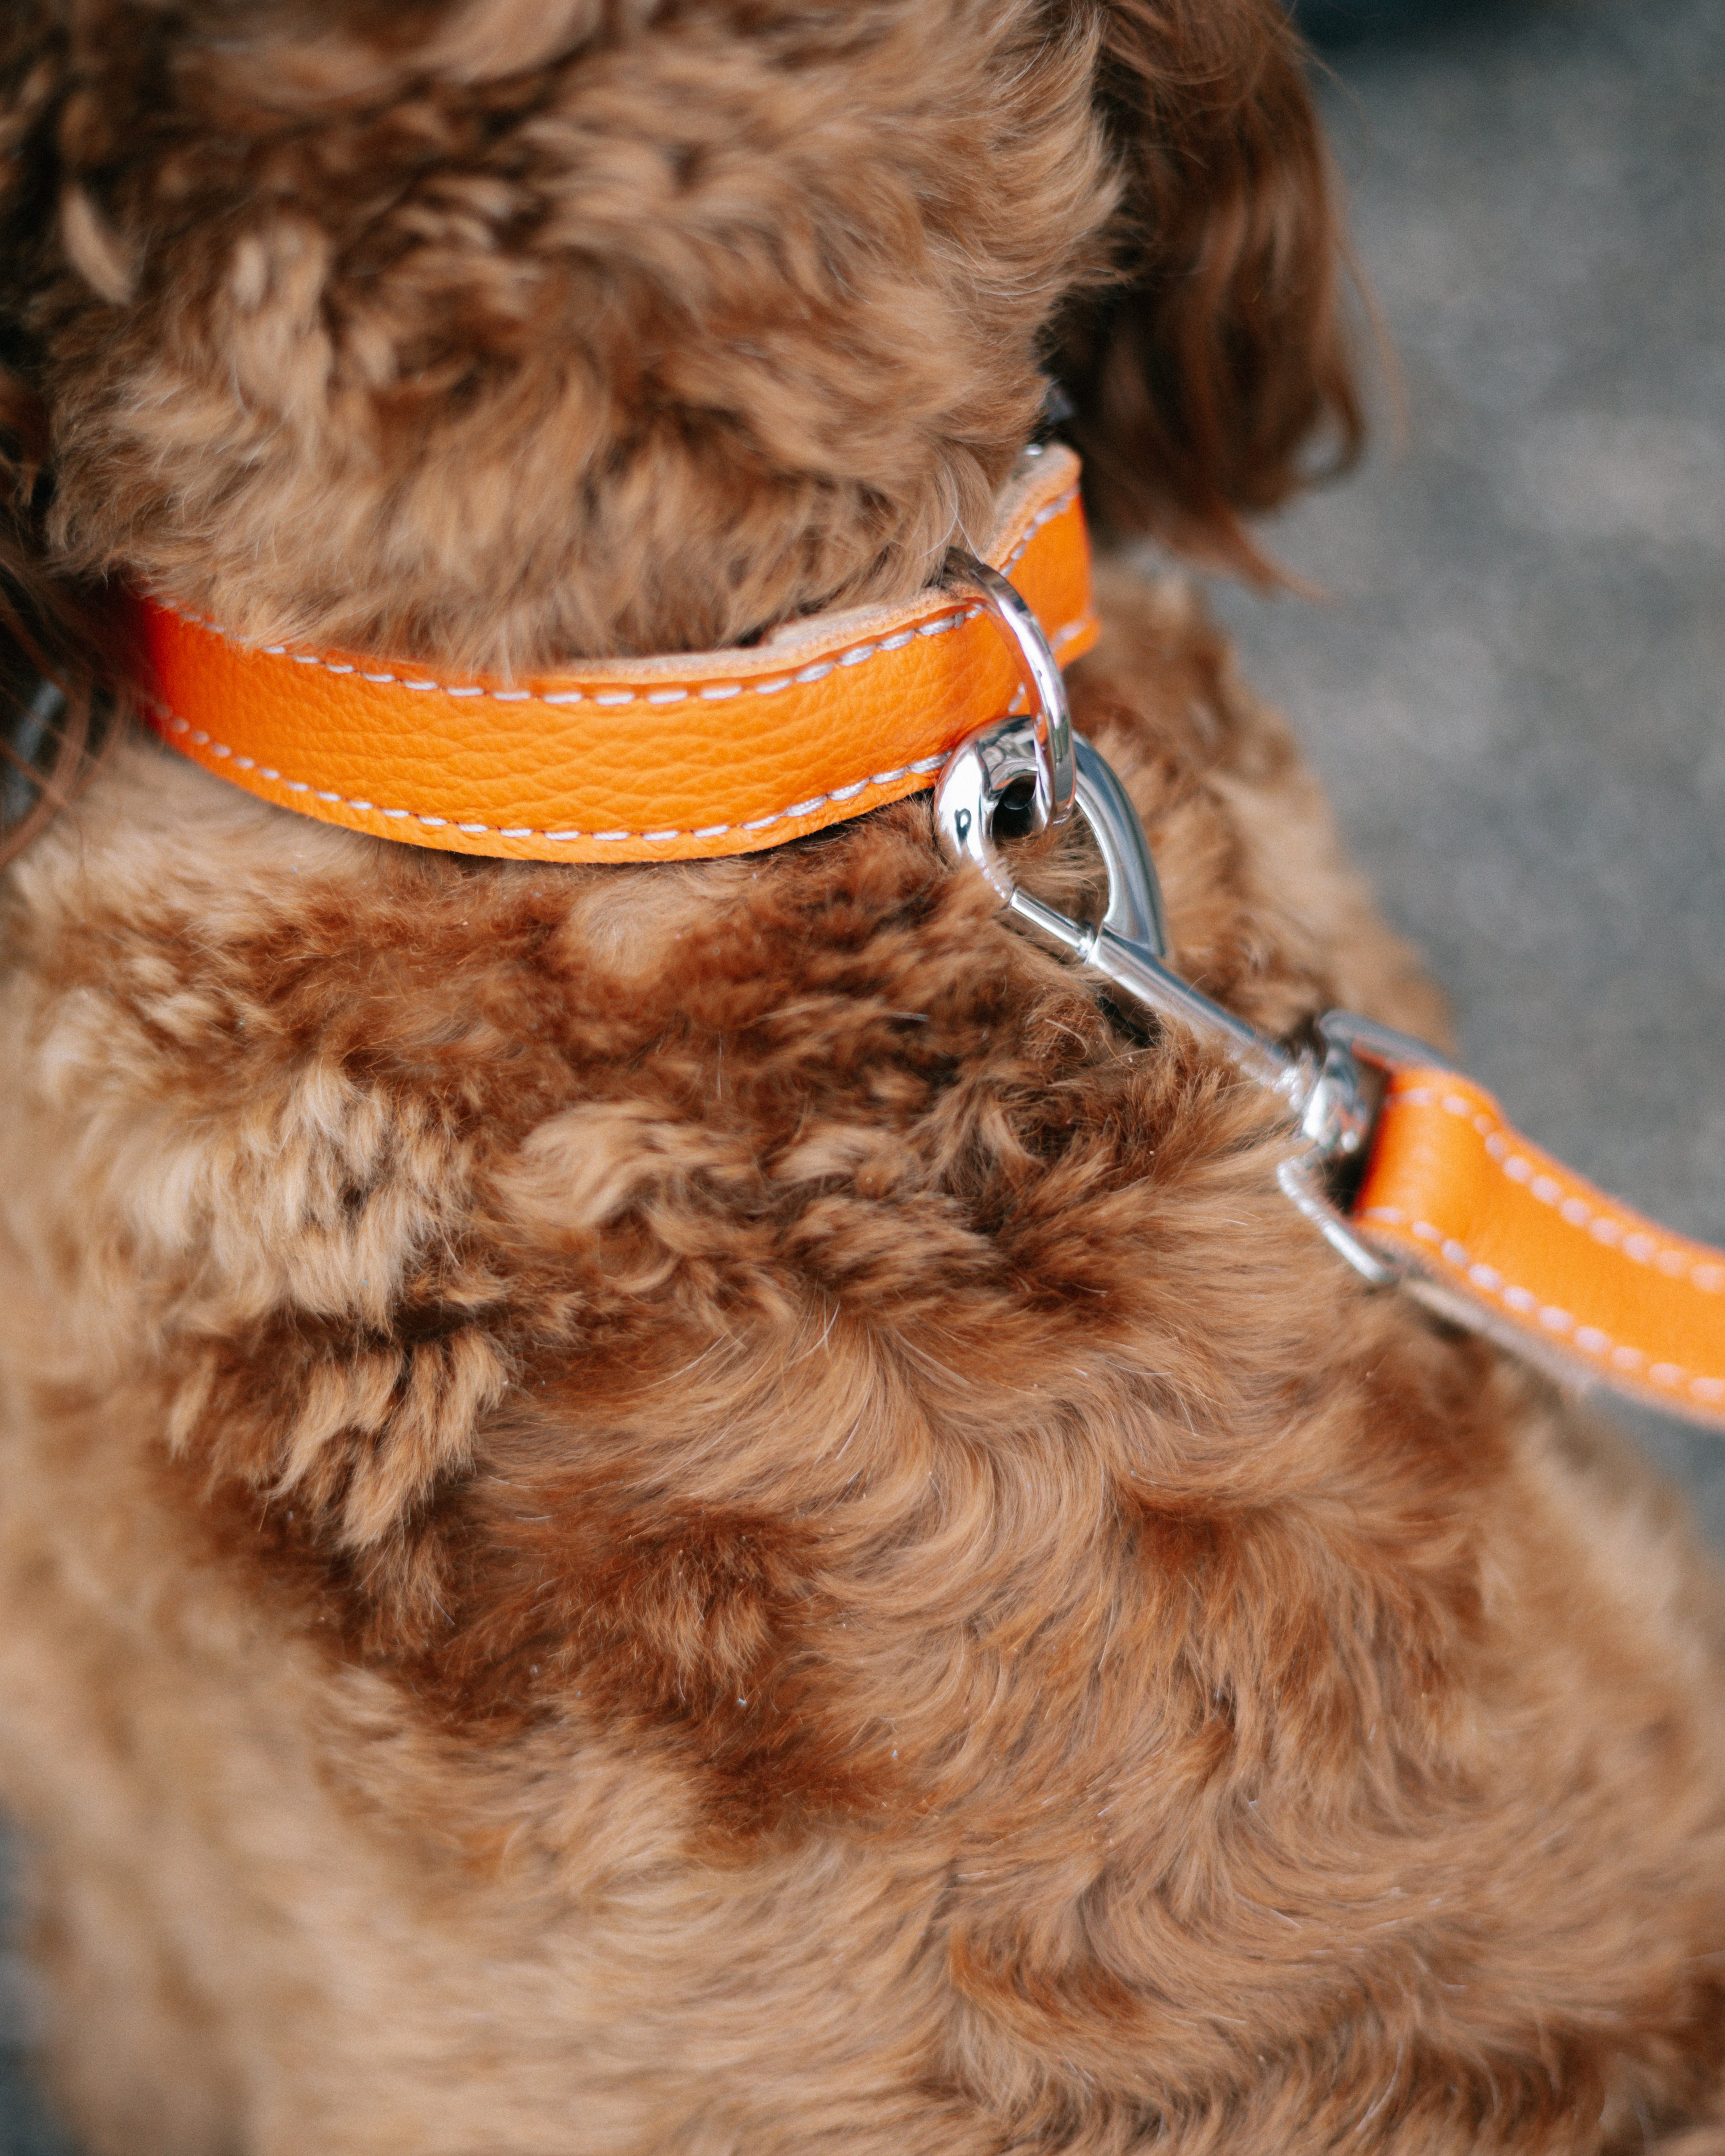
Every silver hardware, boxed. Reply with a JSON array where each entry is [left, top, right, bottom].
[[1314, 1008, 1457, 1083], [934, 717, 1454, 1287], [1274, 1155, 1402, 1288], [1071, 734, 1168, 957], [1276, 1012, 1461, 1284], [943, 551, 1075, 835], [936, 723, 1296, 1099], [935, 713, 1050, 904]]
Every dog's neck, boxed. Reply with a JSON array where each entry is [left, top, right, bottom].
[[137, 446, 1097, 868]]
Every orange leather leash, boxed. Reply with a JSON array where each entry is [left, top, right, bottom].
[[138, 445, 1095, 865], [1355, 1067, 1725, 1426]]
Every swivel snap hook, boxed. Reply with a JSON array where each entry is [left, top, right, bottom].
[[933, 716, 1433, 1288]]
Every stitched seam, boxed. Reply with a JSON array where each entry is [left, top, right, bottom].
[[1394, 1083, 1725, 1293], [1357, 1202, 1725, 1403], [146, 607, 1094, 842], [174, 486, 1083, 710]]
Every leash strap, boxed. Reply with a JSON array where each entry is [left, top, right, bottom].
[[1356, 1067, 1725, 1426], [138, 447, 1097, 864]]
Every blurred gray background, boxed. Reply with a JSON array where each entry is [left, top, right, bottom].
[[1, 0, 1721, 2143], [1205, 0, 1725, 1542]]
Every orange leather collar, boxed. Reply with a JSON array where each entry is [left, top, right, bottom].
[[139, 445, 1096, 864]]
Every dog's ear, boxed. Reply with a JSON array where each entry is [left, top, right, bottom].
[[1048, 0, 1363, 575], [0, 4, 119, 865]]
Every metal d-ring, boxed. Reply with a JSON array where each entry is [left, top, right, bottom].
[[933, 716, 1442, 1288], [943, 550, 1075, 839]]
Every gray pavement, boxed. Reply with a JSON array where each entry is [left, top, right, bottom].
[[1, 0, 1721, 2140]]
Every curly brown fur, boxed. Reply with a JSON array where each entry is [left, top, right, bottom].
[[2, 5, 1725, 2154]]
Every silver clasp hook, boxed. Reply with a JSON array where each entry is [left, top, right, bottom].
[[942, 549, 1076, 847], [933, 715, 1449, 1288], [936, 715, 1298, 1097]]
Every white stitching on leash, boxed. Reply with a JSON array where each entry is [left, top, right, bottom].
[[1394, 1085, 1725, 1293], [1361, 1085, 1725, 1406], [1358, 1201, 1725, 1404]]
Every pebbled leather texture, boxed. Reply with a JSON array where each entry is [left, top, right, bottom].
[[138, 446, 1097, 863], [1355, 1066, 1725, 1426]]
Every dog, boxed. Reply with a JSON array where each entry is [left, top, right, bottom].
[[4, 3, 1725, 2151]]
